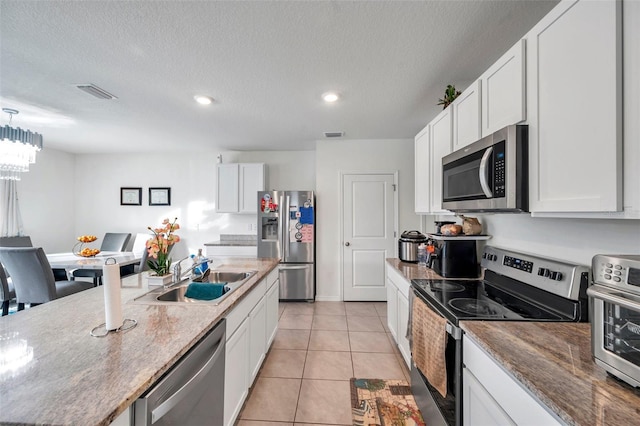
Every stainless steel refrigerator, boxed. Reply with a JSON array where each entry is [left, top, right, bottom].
[[257, 190, 315, 301]]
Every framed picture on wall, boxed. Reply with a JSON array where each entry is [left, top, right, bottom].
[[149, 187, 171, 206], [120, 187, 142, 206]]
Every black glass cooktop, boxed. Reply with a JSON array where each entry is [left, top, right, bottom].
[[411, 278, 564, 325]]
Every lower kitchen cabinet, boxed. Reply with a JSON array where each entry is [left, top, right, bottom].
[[463, 335, 563, 426], [385, 263, 411, 369], [248, 295, 267, 386], [265, 275, 279, 346], [223, 268, 278, 426], [224, 317, 249, 426]]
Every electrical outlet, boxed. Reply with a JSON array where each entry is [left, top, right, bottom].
[[248, 223, 252, 231]]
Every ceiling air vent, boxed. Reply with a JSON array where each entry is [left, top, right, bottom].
[[324, 131, 344, 138], [75, 84, 117, 100]]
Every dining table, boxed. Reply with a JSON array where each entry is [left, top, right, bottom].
[[46, 251, 141, 270]]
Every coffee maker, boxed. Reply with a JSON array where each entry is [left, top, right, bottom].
[[427, 235, 483, 278]]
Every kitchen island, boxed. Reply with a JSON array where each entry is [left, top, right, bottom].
[[0, 257, 279, 425], [461, 321, 640, 425]]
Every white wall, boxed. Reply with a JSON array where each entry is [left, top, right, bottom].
[[476, 214, 640, 265], [316, 138, 420, 301], [17, 148, 76, 252]]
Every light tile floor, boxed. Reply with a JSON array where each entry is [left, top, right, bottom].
[[236, 301, 411, 426]]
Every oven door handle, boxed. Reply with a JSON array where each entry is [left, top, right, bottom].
[[587, 285, 640, 311], [479, 146, 493, 198], [446, 322, 462, 340]]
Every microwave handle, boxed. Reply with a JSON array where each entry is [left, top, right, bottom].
[[479, 146, 493, 198]]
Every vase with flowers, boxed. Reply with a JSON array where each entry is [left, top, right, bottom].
[[146, 218, 180, 286]]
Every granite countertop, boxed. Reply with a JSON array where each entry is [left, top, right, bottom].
[[386, 258, 482, 281], [205, 240, 257, 247], [461, 322, 640, 426], [0, 257, 279, 425]]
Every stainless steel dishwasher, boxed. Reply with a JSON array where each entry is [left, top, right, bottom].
[[132, 319, 226, 425]]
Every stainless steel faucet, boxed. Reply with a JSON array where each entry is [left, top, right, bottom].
[[172, 256, 210, 284]]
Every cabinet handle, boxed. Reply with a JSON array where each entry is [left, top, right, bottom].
[[345, 242, 351, 246]]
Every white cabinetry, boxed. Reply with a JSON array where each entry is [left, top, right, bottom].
[[248, 295, 266, 386], [265, 269, 279, 347], [526, 0, 622, 214], [429, 108, 454, 215], [414, 124, 430, 214], [452, 79, 481, 150], [463, 335, 563, 426], [216, 163, 265, 214], [223, 268, 277, 426], [224, 317, 249, 426], [385, 263, 411, 368], [480, 39, 526, 137]]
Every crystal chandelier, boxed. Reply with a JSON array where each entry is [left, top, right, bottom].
[[0, 108, 43, 180]]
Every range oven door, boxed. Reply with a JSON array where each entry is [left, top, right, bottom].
[[588, 284, 640, 388], [410, 289, 462, 426]]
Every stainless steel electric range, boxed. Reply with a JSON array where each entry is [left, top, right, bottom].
[[410, 245, 590, 426]]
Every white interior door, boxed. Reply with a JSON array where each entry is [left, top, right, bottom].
[[342, 173, 397, 301]]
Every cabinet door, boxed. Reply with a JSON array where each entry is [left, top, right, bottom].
[[248, 296, 267, 386], [527, 0, 622, 213], [266, 279, 279, 347], [224, 318, 249, 426], [429, 108, 454, 214], [239, 163, 265, 214], [453, 80, 481, 150], [481, 39, 526, 137], [397, 292, 411, 369], [463, 368, 516, 426], [386, 279, 398, 340], [414, 124, 431, 214], [217, 163, 239, 213]]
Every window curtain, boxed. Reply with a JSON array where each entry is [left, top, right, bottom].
[[0, 179, 24, 237]]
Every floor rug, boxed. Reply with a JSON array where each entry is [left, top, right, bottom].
[[350, 378, 425, 426]]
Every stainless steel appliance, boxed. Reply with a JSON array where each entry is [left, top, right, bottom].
[[398, 230, 427, 263], [442, 124, 528, 212], [588, 254, 640, 388], [132, 319, 226, 425], [257, 190, 315, 301], [411, 246, 589, 426]]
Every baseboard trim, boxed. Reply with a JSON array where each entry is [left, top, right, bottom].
[[314, 295, 342, 302]]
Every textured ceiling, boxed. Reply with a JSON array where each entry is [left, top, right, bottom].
[[0, 0, 558, 154]]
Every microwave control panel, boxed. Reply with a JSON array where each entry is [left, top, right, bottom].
[[492, 140, 506, 197]]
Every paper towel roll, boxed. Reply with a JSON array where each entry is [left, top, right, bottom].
[[103, 261, 123, 331]]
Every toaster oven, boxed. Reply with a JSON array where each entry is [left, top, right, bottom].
[[587, 254, 640, 387]]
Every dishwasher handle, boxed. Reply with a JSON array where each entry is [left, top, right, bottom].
[[150, 327, 226, 424]]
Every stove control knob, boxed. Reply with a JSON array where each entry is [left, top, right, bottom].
[[554, 272, 563, 281], [537, 267, 547, 276]]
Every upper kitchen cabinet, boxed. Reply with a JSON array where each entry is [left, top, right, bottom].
[[452, 79, 482, 150], [414, 124, 431, 214], [429, 108, 455, 215], [480, 40, 526, 137], [217, 163, 266, 214], [526, 0, 623, 214]]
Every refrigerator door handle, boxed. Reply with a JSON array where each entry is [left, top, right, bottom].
[[279, 265, 311, 270], [279, 194, 284, 260], [284, 195, 291, 260]]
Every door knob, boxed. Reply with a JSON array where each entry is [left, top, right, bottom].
[[345, 242, 351, 246]]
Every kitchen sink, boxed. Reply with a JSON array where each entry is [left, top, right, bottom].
[[132, 270, 257, 305]]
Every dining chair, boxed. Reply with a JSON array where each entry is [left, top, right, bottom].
[[72, 232, 132, 286], [0, 236, 33, 247], [0, 247, 94, 307], [0, 262, 16, 316]]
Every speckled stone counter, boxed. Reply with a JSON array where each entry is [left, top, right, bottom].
[[386, 258, 481, 281], [0, 258, 279, 425], [461, 322, 640, 426]]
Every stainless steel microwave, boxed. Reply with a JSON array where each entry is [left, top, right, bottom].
[[442, 124, 528, 212]]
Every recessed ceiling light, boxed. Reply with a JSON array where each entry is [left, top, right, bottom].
[[322, 92, 339, 103], [194, 95, 214, 105]]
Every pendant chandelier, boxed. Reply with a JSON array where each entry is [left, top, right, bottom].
[[0, 108, 43, 181]]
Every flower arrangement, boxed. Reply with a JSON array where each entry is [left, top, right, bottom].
[[146, 218, 180, 276]]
